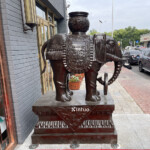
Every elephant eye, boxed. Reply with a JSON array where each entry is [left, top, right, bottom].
[[108, 40, 115, 46]]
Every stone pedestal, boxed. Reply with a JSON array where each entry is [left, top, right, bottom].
[[32, 91, 117, 145]]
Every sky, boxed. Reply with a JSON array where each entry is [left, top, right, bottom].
[[67, 0, 150, 33]]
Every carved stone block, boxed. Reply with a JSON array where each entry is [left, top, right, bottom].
[[32, 91, 117, 145]]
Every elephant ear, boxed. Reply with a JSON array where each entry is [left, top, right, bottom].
[[94, 34, 106, 63]]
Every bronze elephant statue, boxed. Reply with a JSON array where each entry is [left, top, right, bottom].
[[41, 11, 124, 102]]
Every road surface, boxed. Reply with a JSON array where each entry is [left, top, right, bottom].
[[125, 65, 150, 81]]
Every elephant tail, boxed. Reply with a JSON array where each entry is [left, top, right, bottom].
[[41, 41, 48, 74], [97, 61, 122, 85]]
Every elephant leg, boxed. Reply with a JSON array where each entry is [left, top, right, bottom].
[[50, 60, 71, 102], [85, 62, 102, 102], [66, 74, 73, 96]]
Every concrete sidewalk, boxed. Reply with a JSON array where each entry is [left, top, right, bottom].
[[15, 63, 150, 149], [100, 62, 150, 114]]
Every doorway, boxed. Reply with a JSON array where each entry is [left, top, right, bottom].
[[0, 67, 9, 150], [36, 2, 57, 94], [0, 13, 16, 150]]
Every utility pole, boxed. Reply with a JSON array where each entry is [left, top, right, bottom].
[[112, 0, 114, 38]]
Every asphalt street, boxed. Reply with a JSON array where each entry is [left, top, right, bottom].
[[124, 65, 150, 81]]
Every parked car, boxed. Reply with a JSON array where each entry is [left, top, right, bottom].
[[138, 48, 150, 72], [123, 50, 141, 65]]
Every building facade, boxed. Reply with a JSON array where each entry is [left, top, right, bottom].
[[140, 33, 150, 48], [0, 0, 67, 149]]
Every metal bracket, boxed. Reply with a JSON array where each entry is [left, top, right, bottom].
[[111, 143, 121, 149], [29, 144, 39, 149], [20, 0, 33, 32], [103, 72, 108, 95], [70, 139, 80, 149]]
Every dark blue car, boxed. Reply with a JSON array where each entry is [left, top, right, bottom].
[[139, 48, 150, 72], [123, 50, 141, 65]]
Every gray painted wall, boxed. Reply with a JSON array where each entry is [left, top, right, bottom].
[[57, 0, 68, 33], [49, 0, 67, 33], [48, 0, 65, 17], [0, 0, 41, 143], [44, 0, 67, 33], [0, 0, 67, 144]]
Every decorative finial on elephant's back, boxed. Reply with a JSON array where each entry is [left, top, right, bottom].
[[68, 11, 90, 34]]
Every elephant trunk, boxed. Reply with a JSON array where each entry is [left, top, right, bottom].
[[41, 41, 48, 74], [97, 61, 122, 85]]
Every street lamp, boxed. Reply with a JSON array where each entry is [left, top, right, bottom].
[[112, 0, 114, 38], [66, 2, 70, 9], [99, 20, 102, 33], [66, 1, 71, 33], [99, 20, 107, 33]]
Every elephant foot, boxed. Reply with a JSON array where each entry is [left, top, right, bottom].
[[96, 91, 101, 101], [86, 94, 101, 102], [67, 90, 73, 96], [96, 95, 101, 101], [56, 94, 71, 102], [97, 90, 100, 96]]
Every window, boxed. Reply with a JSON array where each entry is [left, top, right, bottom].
[[54, 19, 58, 34], [48, 12, 53, 23], [144, 50, 150, 56], [36, 3, 46, 19], [148, 50, 150, 57], [124, 51, 129, 55], [147, 41, 150, 48], [50, 25, 54, 37]]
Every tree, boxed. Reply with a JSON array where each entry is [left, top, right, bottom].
[[88, 29, 100, 35], [88, 27, 150, 49], [105, 26, 150, 48]]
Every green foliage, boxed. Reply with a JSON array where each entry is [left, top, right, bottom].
[[104, 32, 112, 37], [69, 75, 80, 82], [105, 26, 150, 48], [88, 27, 150, 48], [88, 29, 100, 35]]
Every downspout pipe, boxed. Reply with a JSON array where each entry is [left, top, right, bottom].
[[20, 0, 33, 32]]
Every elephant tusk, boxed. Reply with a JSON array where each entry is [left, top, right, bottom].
[[106, 53, 126, 62]]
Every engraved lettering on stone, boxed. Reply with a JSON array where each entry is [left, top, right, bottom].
[[71, 107, 90, 112]]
